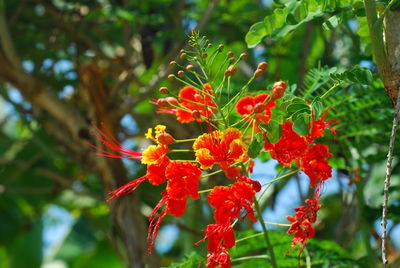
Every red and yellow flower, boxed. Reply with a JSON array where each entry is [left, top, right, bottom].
[[236, 93, 276, 130], [193, 128, 247, 179]]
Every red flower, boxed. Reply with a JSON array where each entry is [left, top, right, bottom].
[[301, 144, 332, 187], [265, 121, 309, 166], [176, 84, 217, 123], [193, 128, 247, 179], [147, 161, 202, 253], [208, 177, 260, 224], [153, 84, 217, 124], [287, 195, 321, 248], [165, 161, 202, 211], [287, 217, 315, 247], [307, 109, 338, 142], [207, 249, 232, 268], [236, 94, 276, 125], [205, 224, 235, 252], [89, 124, 142, 159]]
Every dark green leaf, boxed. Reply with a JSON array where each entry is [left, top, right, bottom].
[[293, 113, 310, 136], [311, 97, 323, 119], [248, 133, 264, 158]]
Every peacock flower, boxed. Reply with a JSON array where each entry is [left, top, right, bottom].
[[236, 93, 276, 129], [287, 195, 321, 248], [264, 121, 309, 167], [300, 144, 332, 187], [176, 84, 217, 123], [89, 124, 142, 159], [147, 161, 202, 253], [208, 177, 260, 224], [307, 109, 338, 143], [193, 128, 247, 179]]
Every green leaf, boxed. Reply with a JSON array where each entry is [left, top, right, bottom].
[[248, 133, 264, 158], [322, 14, 341, 31], [168, 252, 203, 268], [293, 113, 310, 136], [245, 22, 267, 48], [311, 97, 323, 119], [287, 101, 309, 114], [263, 120, 282, 144], [330, 65, 373, 85]]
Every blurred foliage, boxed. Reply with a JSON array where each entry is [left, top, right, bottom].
[[0, 0, 399, 267]]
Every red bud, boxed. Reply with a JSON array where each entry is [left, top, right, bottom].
[[253, 103, 265, 113], [159, 87, 168, 94], [254, 69, 263, 77], [257, 62, 268, 71], [156, 133, 175, 145], [166, 97, 178, 106]]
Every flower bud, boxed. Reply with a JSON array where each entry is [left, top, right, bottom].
[[229, 57, 236, 63], [180, 53, 187, 59], [207, 43, 212, 48], [157, 98, 168, 107], [227, 51, 234, 57], [202, 52, 208, 58], [159, 87, 168, 94], [169, 61, 176, 66], [273, 81, 287, 90], [166, 97, 178, 106], [167, 74, 175, 81], [156, 133, 175, 145], [253, 103, 265, 113], [227, 65, 237, 76], [180, 49, 185, 53], [224, 69, 231, 77], [240, 53, 248, 60], [254, 68, 263, 77], [186, 64, 194, 71], [257, 62, 268, 71], [218, 44, 224, 52], [177, 70, 185, 77], [271, 86, 285, 100], [194, 56, 199, 61], [192, 110, 201, 119]]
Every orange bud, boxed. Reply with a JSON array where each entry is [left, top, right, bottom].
[[271, 86, 285, 100], [227, 51, 234, 57], [156, 133, 175, 145], [273, 81, 287, 90], [169, 61, 176, 66], [166, 97, 178, 106], [254, 68, 263, 77], [192, 110, 201, 119], [157, 98, 168, 107], [159, 87, 168, 94], [177, 70, 185, 77], [240, 53, 248, 60], [186, 64, 194, 71], [257, 62, 268, 71], [218, 44, 224, 52], [167, 74, 175, 81], [227, 65, 237, 76], [253, 103, 265, 113]]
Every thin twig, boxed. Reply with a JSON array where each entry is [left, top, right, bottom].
[[382, 88, 400, 267]]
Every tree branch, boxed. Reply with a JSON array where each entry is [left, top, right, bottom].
[[381, 83, 400, 267]]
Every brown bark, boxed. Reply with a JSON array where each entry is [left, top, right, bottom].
[[384, 9, 400, 104]]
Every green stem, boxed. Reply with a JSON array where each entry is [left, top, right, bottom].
[[200, 169, 224, 178], [261, 169, 300, 187], [170, 149, 192, 152], [175, 138, 197, 143], [321, 83, 340, 99], [254, 198, 278, 268], [231, 255, 270, 263]]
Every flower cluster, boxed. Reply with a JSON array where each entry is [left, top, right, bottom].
[[92, 33, 337, 267]]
